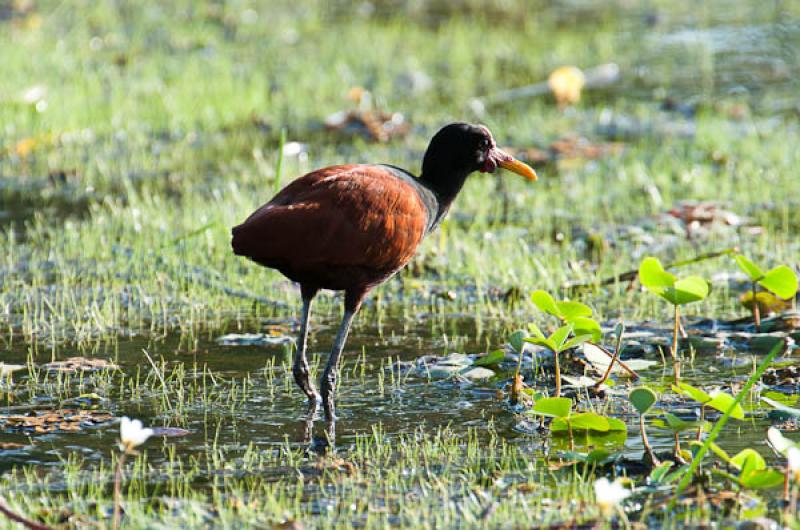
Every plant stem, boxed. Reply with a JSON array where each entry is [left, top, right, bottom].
[[113, 451, 127, 530], [594, 326, 629, 388], [640, 414, 660, 466], [554, 352, 561, 398], [752, 282, 761, 332], [674, 433, 685, 464], [668, 340, 785, 511], [672, 305, 681, 384], [568, 420, 574, 452], [696, 405, 705, 441], [510, 349, 524, 405]]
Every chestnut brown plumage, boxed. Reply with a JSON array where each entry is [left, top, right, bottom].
[[232, 123, 536, 422]]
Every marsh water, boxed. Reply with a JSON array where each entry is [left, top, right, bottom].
[[0, 310, 788, 480], [2, 0, 800, 526]]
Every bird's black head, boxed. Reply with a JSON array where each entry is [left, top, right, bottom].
[[420, 123, 536, 201]]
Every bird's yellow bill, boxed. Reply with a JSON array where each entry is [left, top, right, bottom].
[[499, 158, 538, 181]]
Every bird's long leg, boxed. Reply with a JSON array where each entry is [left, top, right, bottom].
[[320, 310, 357, 422], [293, 286, 320, 412], [320, 290, 366, 442]]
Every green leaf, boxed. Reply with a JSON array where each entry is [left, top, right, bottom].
[[667, 341, 785, 511], [556, 300, 593, 321], [531, 397, 572, 418], [562, 334, 593, 351], [649, 461, 675, 483], [606, 417, 628, 433], [639, 257, 676, 294], [526, 323, 546, 341], [568, 412, 610, 432], [734, 255, 765, 281], [706, 391, 745, 420], [531, 290, 560, 318], [571, 316, 603, 342], [761, 396, 800, 418], [709, 442, 732, 464], [509, 330, 526, 353], [662, 276, 710, 305], [672, 382, 712, 404], [759, 265, 798, 300], [629, 387, 658, 415], [473, 350, 505, 367], [549, 325, 573, 352], [658, 413, 705, 433], [739, 468, 785, 489], [524, 336, 557, 353], [731, 449, 765, 473]]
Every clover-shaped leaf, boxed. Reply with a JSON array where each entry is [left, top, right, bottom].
[[735, 255, 798, 300], [759, 265, 798, 300], [639, 257, 709, 305]]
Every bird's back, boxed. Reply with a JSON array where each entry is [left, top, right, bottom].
[[231, 164, 432, 291]]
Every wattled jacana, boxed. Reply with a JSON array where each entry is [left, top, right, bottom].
[[232, 122, 537, 421]]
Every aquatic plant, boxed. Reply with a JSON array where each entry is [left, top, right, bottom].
[[527, 291, 602, 396], [628, 387, 659, 465], [672, 382, 744, 442], [638, 257, 709, 384], [734, 254, 798, 330], [528, 396, 626, 450]]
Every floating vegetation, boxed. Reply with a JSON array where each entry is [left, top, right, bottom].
[[0, 409, 115, 434]]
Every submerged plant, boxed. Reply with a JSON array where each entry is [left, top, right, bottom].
[[734, 254, 798, 330], [629, 387, 659, 465], [709, 444, 784, 491], [672, 382, 744, 445], [529, 396, 626, 450], [652, 412, 708, 463], [638, 257, 709, 384], [525, 324, 592, 398], [527, 291, 601, 397]]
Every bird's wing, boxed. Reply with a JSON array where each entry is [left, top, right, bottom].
[[232, 165, 429, 272]]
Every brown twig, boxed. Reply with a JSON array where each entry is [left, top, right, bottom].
[[594, 326, 627, 388], [588, 342, 639, 379], [0, 501, 53, 530], [112, 451, 127, 530]]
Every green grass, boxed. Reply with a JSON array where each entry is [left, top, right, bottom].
[[1, 0, 800, 528]]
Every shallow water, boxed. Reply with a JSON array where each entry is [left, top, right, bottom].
[[0, 312, 789, 484]]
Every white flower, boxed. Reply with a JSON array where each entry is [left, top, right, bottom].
[[119, 417, 154, 452], [788, 446, 800, 481], [594, 477, 630, 516]]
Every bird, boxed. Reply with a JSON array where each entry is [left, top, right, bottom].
[[231, 122, 537, 424]]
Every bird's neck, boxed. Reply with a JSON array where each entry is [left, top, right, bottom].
[[418, 168, 470, 220]]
